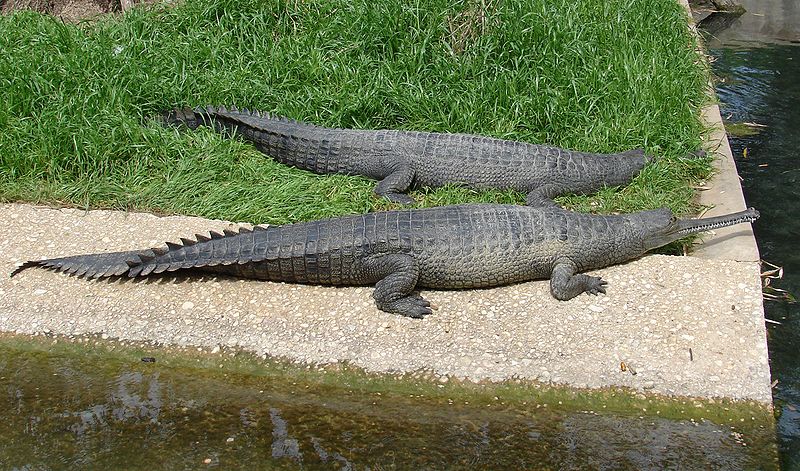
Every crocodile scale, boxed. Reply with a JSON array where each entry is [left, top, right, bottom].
[[11, 204, 759, 318], [163, 106, 650, 205]]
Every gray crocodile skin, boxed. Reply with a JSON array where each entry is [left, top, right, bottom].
[[11, 204, 759, 318], [163, 107, 649, 205]]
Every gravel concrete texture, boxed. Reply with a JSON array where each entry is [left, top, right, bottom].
[[680, 0, 760, 264], [0, 203, 771, 402]]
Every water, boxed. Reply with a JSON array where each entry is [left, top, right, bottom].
[[0, 341, 774, 469], [705, 2, 800, 467], [702, 0, 800, 45], [712, 46, 800, 468]]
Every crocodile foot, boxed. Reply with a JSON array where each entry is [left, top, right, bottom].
[[383, 192, 416, 205], [377, 293, 432, 319], [550, 261, 609, 300], [584, 276, 608, 295]]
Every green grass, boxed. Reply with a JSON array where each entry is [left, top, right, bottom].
[[0, 0, 711, 225]]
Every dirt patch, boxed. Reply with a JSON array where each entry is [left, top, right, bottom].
[[447, 0, 501, 54], [1, 0, 148, 21]]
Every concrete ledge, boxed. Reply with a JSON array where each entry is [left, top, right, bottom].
[[692, 104, 762, 262], [0, 203, 772, 402], [680, 0, 761, 263], [0, 1, 772, 408]]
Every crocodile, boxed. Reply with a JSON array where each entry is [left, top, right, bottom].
[[162, 106, 651, 205], [11, 204, 758, 318]]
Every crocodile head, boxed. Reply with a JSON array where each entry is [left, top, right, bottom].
[[639, 207, 760, 252], [586, 148, 651, 190]]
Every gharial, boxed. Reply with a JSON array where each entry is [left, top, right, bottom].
[[11, 204, 759, 319], [161, 106, 651, 206]]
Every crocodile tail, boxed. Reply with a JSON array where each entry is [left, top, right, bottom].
[[10, 250, 148, 279], [172, 105, 349, 175], [189, 105, 311, 139], [161, 107, 209, 130], [10, 226, 271, 279], [161, 105, 291, 132]]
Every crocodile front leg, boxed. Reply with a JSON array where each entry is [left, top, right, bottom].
[[363, 253, 432, 318], [549, 259, 607, 301], [374, 166, 415, 205], [526, 184, 563, 207]]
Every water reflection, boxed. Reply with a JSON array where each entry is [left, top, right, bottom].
[[703, 0, 800, 45], [310, 436, 353, 470], [0, 346, 774, 469], [270, 408, 303, 462], [55, 371, 164, 437]]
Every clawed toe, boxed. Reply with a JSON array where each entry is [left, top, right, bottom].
[[378, 294, 433, 318], [586, 277, 608, 295], [406, 307, 433, 319], [403, 296, 433, 318], [384, 193, 415, 205]]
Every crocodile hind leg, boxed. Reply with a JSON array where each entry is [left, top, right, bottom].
[[549, 260, 607, 301], [374, 166, 415, 205], [363, 253, 432, 318]]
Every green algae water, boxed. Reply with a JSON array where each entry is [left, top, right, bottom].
[[711, 45, 800, 469], [0, 338, 776, 469], [705, 1, 800, 467]]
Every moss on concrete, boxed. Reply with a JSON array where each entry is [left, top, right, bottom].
[[0, 332, 776, 440]]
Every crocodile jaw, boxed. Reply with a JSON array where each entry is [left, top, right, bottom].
[[642, 208, 760, 251]]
